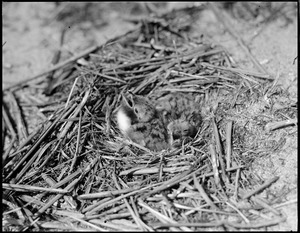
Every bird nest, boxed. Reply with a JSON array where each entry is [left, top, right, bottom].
[[3, 5, 296, 231]]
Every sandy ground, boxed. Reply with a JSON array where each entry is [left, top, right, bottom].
[[2, 2, 297, 231]]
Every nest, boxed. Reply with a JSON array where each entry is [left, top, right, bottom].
[[2, 4, 297, 231]]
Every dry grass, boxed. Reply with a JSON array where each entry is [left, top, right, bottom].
[[2, 4, 297, 231]]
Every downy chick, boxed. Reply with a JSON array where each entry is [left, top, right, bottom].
[[116, 92, 169, 151]]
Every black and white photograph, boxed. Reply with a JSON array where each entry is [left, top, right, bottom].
[[2, 2, 297, 231]]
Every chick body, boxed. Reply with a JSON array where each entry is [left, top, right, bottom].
[[116, 92, 169, 151], [155, 93, 202, 147]]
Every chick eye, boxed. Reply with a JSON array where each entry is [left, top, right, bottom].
[[134, 107, 139, 114], [127, 99, 133, 107], [182, 129, 189, 135]]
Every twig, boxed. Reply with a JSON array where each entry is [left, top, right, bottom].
[[69, 110, 82, 173], [273, 198, 298, 208], [251, 196, 282, 216], [201, 165, 245, 179], [138, 199, 190, 231], [33, 142, 53, 167], [65, 76, 79, 109], [243, 176, 279, 199], [88, 219, 139, 231], [131, 41, 176, 52], [9, 122, 43, 157], [84, 184, 158, 215], [59, 89, 90, 139], [21, 170, 82, 213], [30, 160, 96, 227], [2, 183, 68, 194], [233, 168, 240, 201], [112, 173, 147, 231], [157, 88, 204, 93], [226, 201, 250, 223], [201, 62, 271, 79], [209, 144, 220, 186], [265, 119, 297, 131], [226, 217, 286, 229], [2, 199, 25, 221], [2, 106, 17, 164], [154, 216, 286, 229], [82, 68, 127, 84], [78, 187, 139, 200], [212, 118, 229, 184], [5, 104, 76, 182], [84, 203, 127, 220], [248, 209, 272, 220], [119, 165, 190, 176], [130, 196, 153, 231], [86, 211, 130, 222], [226, 121, 233, 169], [68, 215, 106, 231], [34, 176, 81, 217], [82, 197, 112, 214], [193, 173, 219, 210], [6, 91, 28, 139], [104, 47, 222, 72], [142, 164, 208, 198]]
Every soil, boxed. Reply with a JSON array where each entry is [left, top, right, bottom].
[[2, 2, 297, 231]]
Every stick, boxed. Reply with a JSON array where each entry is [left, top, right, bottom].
[[265, 119, 297, 131], [243, 176, 279, 199], [226, 121, 233, 169]]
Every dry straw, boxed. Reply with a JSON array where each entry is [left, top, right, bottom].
[[2, 3, 296, 231]]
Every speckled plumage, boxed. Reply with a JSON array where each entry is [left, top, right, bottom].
[[116, 92, 202, 151], [156, 93, 202, 146], [116, 92, 169, 151]]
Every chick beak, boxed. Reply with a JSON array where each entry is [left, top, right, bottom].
[[121, 92, 134, 109]]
